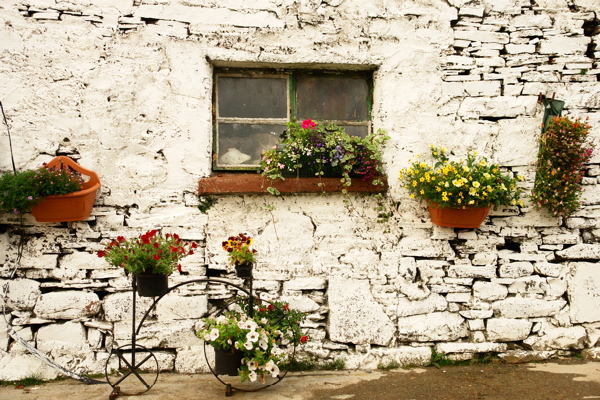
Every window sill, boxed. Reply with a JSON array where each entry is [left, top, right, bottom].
[[198, 173, 388, 195]]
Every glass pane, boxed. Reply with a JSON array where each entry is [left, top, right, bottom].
[[296, 76, 369, 121], [218, 77, 287, 118], [339, 125, 369, 138], [217, 123, 286, 167]]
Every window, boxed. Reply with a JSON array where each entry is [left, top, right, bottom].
[[213, 68, 373, 170]]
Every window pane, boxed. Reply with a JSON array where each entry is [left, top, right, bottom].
[[296, 76, 369, 121], [217, 123, 286, 167], [218, 77, 287, 118], [339, 125, 369, 138]]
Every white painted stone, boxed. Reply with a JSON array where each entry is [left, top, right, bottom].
[[567, 262, 600, 324], [0, 278, 41, 311], [328, 278, 395, 346], [0, 317, 9, 352], [103, 292, 154, 322], [397, 293, 447, 317], [447, 265, 496, 279], [436, 342, 507, 354], [447, 292, 471, 302], [473, 281, 508, 301], [538, 36, 591, 55], [175, 345, 212, 373], [282, 277, 327, 291], [557, 244, 600, 260], [534, 262, 564, 277], [33, 291, 101, 319], [459, 309, 494, 319], [524, 326, 587, 350], [468, 319, 485, 331], [499, 261, 534, 278], [0, 353, 59, 381], [492, 298, 566, 318], [508, 276, 547, 294], [155, 294, 208, 321], [499, 349, 557, 363], [486, 318, 533, 341], [454, 30, 510, 44], [279, 295, 320, 314], [463, 81, 501, 96], [114, 320, 199, 348], [397, 312, 467, 342]]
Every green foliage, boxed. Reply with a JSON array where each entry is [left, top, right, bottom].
[[377, 359, 400, 370], [399, 146, 523, 209], [286, 358, 318, 371], [531, 116, 594, 218], [0, 376, 46, 387], [97, 230, 197, 275], [197, 196, 217, 214], [319, 357, 346, 371], [0, 164, 83, 215], [197, 298, 309, 382], [425, 347, 453, 369], [259, 119, 389, 194]]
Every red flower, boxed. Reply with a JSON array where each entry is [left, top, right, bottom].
[[117, 236, 125, 242], [283, 304, 289, 311], [300, 335, 309, 344], [97, 250, 105, 258], [153, 242, 159, 248], [153, 254, 161, 261], [301, 119, 316, 129]]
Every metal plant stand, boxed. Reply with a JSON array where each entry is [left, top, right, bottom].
[[106, 272, 295, 398]]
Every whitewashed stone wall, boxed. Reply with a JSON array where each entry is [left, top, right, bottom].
[[0, 0, 599, 379]]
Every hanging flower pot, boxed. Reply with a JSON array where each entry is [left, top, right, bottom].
[[30, 156, 101, 222], [213, 348, 244, 376], [234, 262, 253, 278], [135, 273, 169, 297], [427, 203, 492, 229]]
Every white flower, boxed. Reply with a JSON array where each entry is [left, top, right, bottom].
[[246, 330, 259, 342], [271, 346, 284, 356], [247, 359, 257, 371], [261, 318, 268, 324], [209, 328, 220, 341], [194, 320, 205, 331], [244, 341, 254, 350], [243, 320, 258, 330], [216, 315, 228, 324], [264, 359, 280, 378], [259, 339, 268, 350], [248, 371, 258, 382]]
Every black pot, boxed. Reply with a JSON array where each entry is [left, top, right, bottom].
[[135, 273, 169, 297], [214, 348, 244, 376], [234, 263, 253, 278]]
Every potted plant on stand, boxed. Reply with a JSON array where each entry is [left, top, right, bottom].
[[399, 146, 523, 228], [222, 233, 257, 278], [0, 156, 101, 222], [197, 299, 309, 382], [98, 230, 197, 297]]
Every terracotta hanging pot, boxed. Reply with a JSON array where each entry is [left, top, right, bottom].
[[213, 348, 244, 376], [30, 156, 101, 222], [427, 203, 492, 229], [135, 273, 169, 297]]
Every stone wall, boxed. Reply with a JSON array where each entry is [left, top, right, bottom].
[[0, 0, 599, 380]]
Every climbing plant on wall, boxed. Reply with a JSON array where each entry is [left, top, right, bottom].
[[531, 116, 594, 218]]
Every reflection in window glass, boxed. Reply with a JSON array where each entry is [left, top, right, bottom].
[[296, 76, 369, 121], [218, 77, 287, 119], [217, 123, 286, 167]]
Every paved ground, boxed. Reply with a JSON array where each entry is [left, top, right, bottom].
[[1, 359, 599, 400]]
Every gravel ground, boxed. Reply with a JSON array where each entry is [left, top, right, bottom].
[[1, 359, 598, 400]]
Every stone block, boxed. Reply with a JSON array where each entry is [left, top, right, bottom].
[[508, 276, 547, 294], [279, 295, 320, 313], [538, 36, 591, 55], [282, 277, 327, 291], [397, 312, 467, 342], [33, 291, 101, 319], [328, 277, 395, 346], [447, 265, 496, 279], [0, 354, 59, 381], [492, 298, 566, 318], [175, 345, 211, 373], [454, 30, 510, 44], [0, 278, 41, 311], [103, 292, 155, 322], [397, 293, 447, 317], [114, 320, 199, 349], [524, 326, 587, 350], [436, 342, 507, 354], [156, 294, 208, 321], [486, 318, 533, 341], [499, 261, 534, 278], [567, 262, 600, 323], [463, 81, 501, 96], [557, 244, 600, 260], [473, 281, 508, 301]]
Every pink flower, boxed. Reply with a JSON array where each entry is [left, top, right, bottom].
[[301, 119, 316, 129]]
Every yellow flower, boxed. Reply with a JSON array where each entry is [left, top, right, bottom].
[[472, 181, 480, 188]]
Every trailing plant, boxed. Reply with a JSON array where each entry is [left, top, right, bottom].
[[0, 163, 84, 215], [197, 195, 217, 214], [531, 115, 593, 218], [259, 119, 389, 195], [197, 299, 308, 383], [399, 146, 523, 209], [97, 230, 197, 275]]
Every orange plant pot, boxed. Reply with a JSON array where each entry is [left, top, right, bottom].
[[427, 203, 492, 229], [30, 156, 101, 222]]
